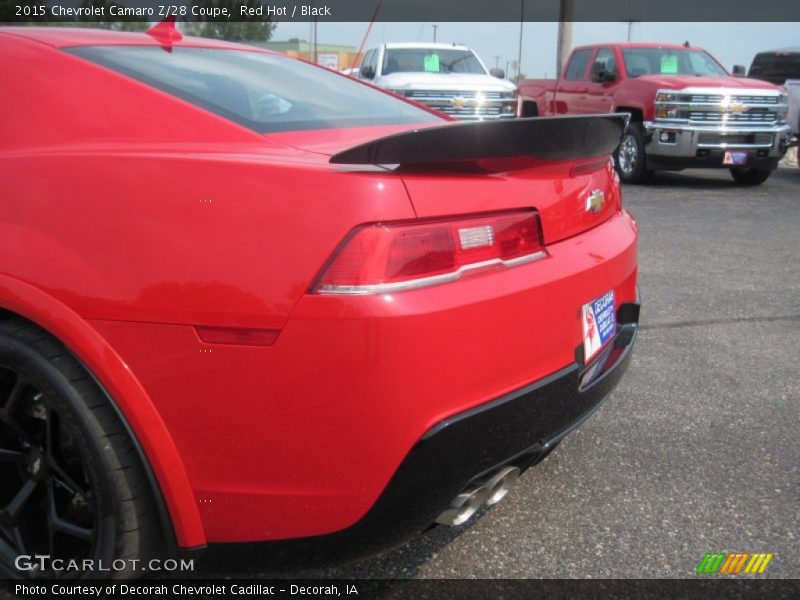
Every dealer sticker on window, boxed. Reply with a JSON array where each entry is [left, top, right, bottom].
[[723, 151, 748, 165], [582, 290, 616, 362]]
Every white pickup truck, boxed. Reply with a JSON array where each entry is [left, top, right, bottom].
[[356, 42, 517, 120]]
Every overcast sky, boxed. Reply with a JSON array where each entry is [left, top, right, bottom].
[[273, 21, 799, 77]]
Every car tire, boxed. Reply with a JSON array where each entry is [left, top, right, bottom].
[[729, 167, 773, 186], [0, 317, 160, 579], [615, 122, 653, 184]]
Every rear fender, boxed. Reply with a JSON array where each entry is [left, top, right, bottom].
[[0, 273, 205, 549]]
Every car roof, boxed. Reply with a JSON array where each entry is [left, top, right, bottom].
[[572, 42, 704, 51], [380, 42, 471, 51], [0, 26, 263, 51], [755, 47, 800, 54]]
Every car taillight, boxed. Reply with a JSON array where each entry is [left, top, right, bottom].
[[312, 210, 545, 294]]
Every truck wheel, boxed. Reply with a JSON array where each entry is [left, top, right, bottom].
[[0, 318, 160, 579], [729, 168, 772, 186], [615, 123, 652, 184]]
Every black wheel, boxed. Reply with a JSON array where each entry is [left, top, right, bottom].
[[615, 122, 653, 184], [0, 318, 159, 579], [729, 167, 773, 186]]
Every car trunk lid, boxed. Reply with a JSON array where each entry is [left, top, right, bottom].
[[326, 115, 627, 245]]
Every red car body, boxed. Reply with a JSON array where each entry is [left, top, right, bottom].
[[0, 28, 639, 559]]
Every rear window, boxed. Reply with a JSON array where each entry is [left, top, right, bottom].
[[67, 46, 440, 133], [749, 52, 800, 85]]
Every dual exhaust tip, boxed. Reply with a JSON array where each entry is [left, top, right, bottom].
[[434, 466, 521, 527]]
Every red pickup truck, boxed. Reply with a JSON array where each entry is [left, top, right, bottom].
[[517, 43, 791, 185]]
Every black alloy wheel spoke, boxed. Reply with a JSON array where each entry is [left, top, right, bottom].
[[51, 463, 89, 498], [2, 375, 27, 416], [4, 479, 38, 522], [1, 375, 34, 447], [0, 448, 25, 463], [53, 517, 94, 542]]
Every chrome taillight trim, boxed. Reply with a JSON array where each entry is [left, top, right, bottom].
[[315, 251, 548, 295]]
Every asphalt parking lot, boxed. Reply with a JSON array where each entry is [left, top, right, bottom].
[[196, 164, 800, 580]]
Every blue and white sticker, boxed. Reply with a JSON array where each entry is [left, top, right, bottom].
[[582, 290, 616, 362], [723, 151, 748, 165]]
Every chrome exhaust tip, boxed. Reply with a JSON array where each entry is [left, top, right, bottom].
[[434, 485, 490, 526], [483, 466, 521, 506]]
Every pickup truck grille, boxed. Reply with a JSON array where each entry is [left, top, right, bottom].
[[407, 90, 505, 100], [686, 94, 780, 105], [404, 90, 516, 120], [655, 88, 786, 128], [688, 110, 778, 123]]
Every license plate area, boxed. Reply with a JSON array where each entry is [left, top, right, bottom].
[[582, 290, 616, 363], [723, 151, 748, 165]]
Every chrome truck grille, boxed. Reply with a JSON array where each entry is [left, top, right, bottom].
[[686, 94, 780, 105], [688, 110, 778, 123], [404, 90, 516, 120], [655, 88, 787, 127]]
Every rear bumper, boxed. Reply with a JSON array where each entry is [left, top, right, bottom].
[[644, 120, 791, 169], [90, 211, 638, 545], [219, 305, 639, 561]]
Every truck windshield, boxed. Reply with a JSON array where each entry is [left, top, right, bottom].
[[67, 46, 440, 133], [622, 48, 728, 77], [382, 48, 486, 75], [748, 51, 800, 85]]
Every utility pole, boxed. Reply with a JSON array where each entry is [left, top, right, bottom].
[[556, 0, 574, 78], [493, 56, 501, 68], [516, 0, 524, 81], [432, 24, 438, 42], [312, 19, 318, 64], [623, 20, 639, 42]]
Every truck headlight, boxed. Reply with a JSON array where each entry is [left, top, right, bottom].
[[656, 91, 679, 103], [655, 107, 680, 119]]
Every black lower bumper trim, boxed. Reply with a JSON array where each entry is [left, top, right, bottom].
[[205, 302, 640, 567], [647, 153, 779, 171]]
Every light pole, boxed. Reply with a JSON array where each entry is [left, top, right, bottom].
[[556, 1, 574, 78], [623, 20, 639, 42], [516, 1, 524, 81]]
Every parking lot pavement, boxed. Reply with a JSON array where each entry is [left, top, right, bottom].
[[195, 166, 800, 579]]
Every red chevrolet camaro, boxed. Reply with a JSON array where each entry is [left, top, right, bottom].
[[0, 25, 639, 578]]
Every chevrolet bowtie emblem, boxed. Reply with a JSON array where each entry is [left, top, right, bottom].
[[450, 96, 469, 108], [585, 189, 605, 213], [729, 102, 746, 114]]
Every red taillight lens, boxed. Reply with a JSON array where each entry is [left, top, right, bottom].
[[313, 210, 545, 294]]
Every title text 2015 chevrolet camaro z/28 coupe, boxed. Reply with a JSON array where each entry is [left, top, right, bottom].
[[0, 26, 639, 578]]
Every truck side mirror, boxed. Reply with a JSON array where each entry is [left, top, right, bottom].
[[489, 67, 505, 79], [360, 64, 375, 79], [591, 63, 615, 83], [732, 65, 746, 77]]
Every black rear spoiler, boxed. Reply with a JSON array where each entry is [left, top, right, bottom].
[[329, 114, 629, 166]]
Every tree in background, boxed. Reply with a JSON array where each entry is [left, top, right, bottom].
[[184, 1, 277, 42]]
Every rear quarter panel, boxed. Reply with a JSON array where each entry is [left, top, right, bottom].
[[0, 34, 416, 544]]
